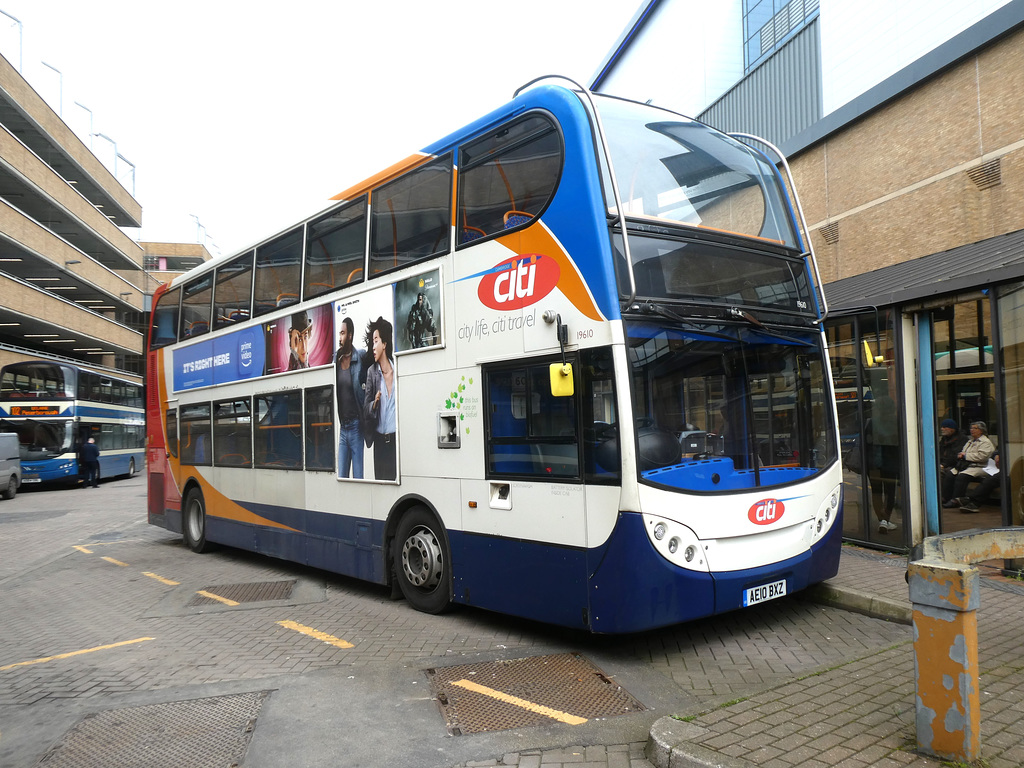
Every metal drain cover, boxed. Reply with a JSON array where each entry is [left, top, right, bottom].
[[426, 652, 645, 735], [188, 580, 296, 606], [35, 691, 270, 767]]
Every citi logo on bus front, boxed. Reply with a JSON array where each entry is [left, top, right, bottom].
[[748, 498, 785, 525], [478, 254, 559, 310]]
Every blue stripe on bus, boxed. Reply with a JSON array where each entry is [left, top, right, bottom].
[[75, 405, 145, 420]]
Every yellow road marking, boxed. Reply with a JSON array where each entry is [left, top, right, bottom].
[[0, 637, 154, 672], [72, 545, 92, 554], [451, 679, 588, 725], [101, 556, 129, 567], [142, 572, 180, 586], [277, 620, 354, 649], [195, 590, 239, 606]]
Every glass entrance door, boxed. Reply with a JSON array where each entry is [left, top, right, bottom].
[[996, 283, 1024, 529], [932, 298, 1004, 532], [826, 310, 904, 546]]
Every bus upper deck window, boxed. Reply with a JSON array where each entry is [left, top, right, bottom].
[[369, 155, 452, 276], [253, 228, 303, 319], [214, 252, 254, 330], [457, 115, 562, 247], [180, 274, 213, 339], [151, 288, 180, 350], [304, 198, 366, 300]]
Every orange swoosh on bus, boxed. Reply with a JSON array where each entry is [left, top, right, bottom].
[[498, 223, 604, 322], [330, 153, 433, 202], [195, 478, 300, 532]]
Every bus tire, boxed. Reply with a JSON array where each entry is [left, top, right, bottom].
[[1, 474, 15, 500], [393, 507, 451, 614], [183, 487, 214, 553], [127, 458, 136, 478]]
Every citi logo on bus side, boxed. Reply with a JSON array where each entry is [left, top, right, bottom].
[[478, 254, 560, 310], [748, 498, 785, 525]]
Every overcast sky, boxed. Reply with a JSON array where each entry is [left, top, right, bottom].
[[0, 1, 640, 257]]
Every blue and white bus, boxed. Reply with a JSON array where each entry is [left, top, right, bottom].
[[147, 78, 842, 632], [0, 360, 145, 486]]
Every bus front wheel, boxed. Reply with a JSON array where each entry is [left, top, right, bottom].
[[393, 507, 451, 614], [183, 488, 213, 553]]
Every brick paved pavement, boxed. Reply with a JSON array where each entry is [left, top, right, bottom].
[[452, 549, 1024, 768], [4, 479, 1023, 767]]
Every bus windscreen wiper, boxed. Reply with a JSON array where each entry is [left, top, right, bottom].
[[730, 306, 811, 347], [628, 301, 737, 341]]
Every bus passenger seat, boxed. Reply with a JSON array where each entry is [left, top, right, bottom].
[[462, 226, 486, 243], [503, 211, 532, 229], [276, 293, 298, 307]]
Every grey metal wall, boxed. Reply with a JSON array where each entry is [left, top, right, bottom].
[[698, 19, 822, 149]]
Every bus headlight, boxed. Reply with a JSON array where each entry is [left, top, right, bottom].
[[811, 486, 842, 541], [643, 514, 707, 572]]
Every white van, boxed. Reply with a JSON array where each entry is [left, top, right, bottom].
[[0, 432, 21, 500]]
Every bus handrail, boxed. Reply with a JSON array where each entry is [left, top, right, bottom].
[[729, 132, 828, 324], [514, 75, 637, 310]]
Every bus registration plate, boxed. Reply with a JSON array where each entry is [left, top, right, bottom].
[[743, 579, 786, 607]]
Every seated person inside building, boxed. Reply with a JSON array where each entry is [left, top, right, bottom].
[[942, 420, 996, 512]]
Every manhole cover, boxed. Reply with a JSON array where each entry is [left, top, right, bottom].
[[426, 652, 645, 735], [35, 691, 269, 767], [188, 580, 296, 606]]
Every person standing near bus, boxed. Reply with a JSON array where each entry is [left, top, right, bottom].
[[363, 316, 397, 481], [80, 436, 100, 488], [335, 316, 365, 479]]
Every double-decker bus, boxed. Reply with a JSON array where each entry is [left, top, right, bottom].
[[0, 360, 145, 486], [146, 78, 841, 632]]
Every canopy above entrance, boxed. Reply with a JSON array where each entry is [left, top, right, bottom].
[[824, 228, 1024, 311]]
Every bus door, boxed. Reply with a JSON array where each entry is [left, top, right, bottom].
[[459, 360, 592, 627]]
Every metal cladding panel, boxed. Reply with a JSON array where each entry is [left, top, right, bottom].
[[698, 21, 822, 150]]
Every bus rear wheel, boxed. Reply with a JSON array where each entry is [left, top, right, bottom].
[[127, 458, 136, 478], [183, 488, 213, 553], [393, 507, 451, 614]]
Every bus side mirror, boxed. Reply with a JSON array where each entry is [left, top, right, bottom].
[[550, 363, 574, 397]]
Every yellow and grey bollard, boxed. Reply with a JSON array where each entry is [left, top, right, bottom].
[[907, 527, 1024, 763], [907, 559, 980, 762]]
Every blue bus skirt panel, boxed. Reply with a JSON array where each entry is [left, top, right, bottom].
[[448, 530, 592, 630], [586, 512, 716, 634], [587, 507, 843, 634], [206, 502, 388, 586]]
